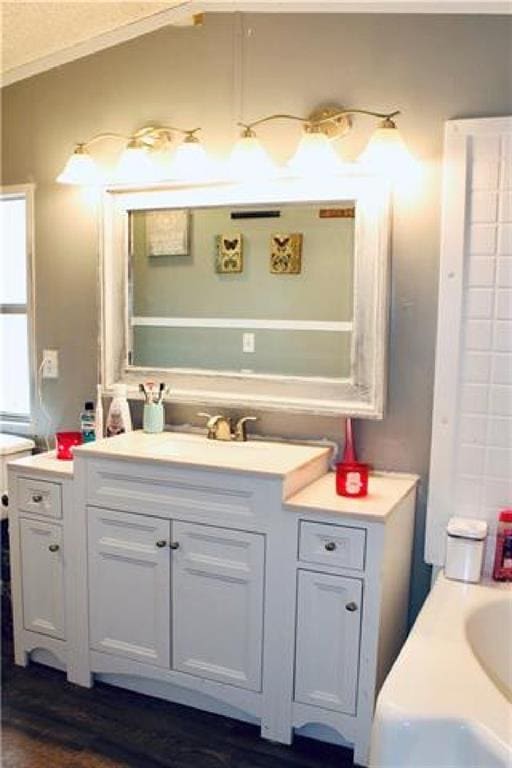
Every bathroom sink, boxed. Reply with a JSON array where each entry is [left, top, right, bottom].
[[153, 437, 264, 458], [74, 430, 331, 486]]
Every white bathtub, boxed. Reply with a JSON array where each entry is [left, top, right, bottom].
[[370, 573, 512, 768]]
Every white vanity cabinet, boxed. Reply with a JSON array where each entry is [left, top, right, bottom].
[[87, 508, 265, 691], [9, 432, 418, 768], [7, 453, 74, 671]]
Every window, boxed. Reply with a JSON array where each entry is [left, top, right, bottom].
[[0, 186, 34, 429]]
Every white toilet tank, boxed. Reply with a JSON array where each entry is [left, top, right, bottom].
[[1, 434, 35, 518]]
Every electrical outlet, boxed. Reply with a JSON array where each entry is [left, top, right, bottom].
[[42, 349, 59, 379], [243, 332, 255, 353]]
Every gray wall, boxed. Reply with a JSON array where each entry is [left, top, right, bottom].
[[2, 14, 511, 618]]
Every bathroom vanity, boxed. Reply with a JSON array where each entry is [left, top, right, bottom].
[[8, 431, 417, 766]]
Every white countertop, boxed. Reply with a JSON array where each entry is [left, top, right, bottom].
[[0, 434, 35, 455], [284, 471, 419, 521], [73, 430, 331, 479], [7, 450, 74, 478]]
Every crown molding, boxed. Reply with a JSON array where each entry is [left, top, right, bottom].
[[2, 0, 510, 88]]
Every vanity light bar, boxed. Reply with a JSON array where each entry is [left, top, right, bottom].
[[56, 103, 413, 185]]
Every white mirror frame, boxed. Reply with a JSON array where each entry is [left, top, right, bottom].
[[100, 175, 390, 417]]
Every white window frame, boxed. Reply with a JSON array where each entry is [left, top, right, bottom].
[[0, 184, 36, 434]]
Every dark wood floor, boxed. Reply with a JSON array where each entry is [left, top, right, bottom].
[[2, 626, 355, 768]]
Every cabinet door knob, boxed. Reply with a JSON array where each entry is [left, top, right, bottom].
[[48, 544, 60, 552], [345, 601, 358, 612], [324, 541, 337, 552], [155, 540, 167, 548], [32, 494, 43, 503], [169, 541, 180, 550]]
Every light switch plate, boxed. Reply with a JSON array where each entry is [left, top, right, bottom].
[[42, 349, 59, 378], [243, 333, 255, 353]]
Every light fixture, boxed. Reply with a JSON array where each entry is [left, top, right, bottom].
[[357, 116, 415, 177], [57, 105, 414, 186], [165, 130, 213, 181], [227, 127, 277, 180], [287, 127, 344, 176], [113, 138, 156, 184], [56, 144, 103, 185]]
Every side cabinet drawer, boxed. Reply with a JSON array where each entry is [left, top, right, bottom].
[[299, 521, 366, 570], [18, 477, 62, 519]]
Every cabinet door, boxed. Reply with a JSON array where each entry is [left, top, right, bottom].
[[294, 570, 362, 714], [88, 507, 170, 667], [19, 518, 65, 639], [171, 521, 264, 691]]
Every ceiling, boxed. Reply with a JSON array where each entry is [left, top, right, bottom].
[[1, 1, 189, 77], [1, 0, 510, 86]]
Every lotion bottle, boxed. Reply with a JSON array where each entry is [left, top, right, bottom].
[[106, 383, 132, 437]]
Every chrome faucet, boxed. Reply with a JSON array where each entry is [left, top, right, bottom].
[[198, 413, 258, 442]]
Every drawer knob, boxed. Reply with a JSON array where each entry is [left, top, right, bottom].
[[32, 494, 43, 503], [155, 540, 167, 548], [324, 541, 337, 552], [345, 601, 358, 612], [169, 541, 180, 550], [48, 544, 60, 553]]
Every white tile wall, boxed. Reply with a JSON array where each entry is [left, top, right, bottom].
[[455, 133, 512, 552]]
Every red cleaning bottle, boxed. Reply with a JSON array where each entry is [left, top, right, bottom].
[[335, 418, 369, 498], [493, 509, 512, 582]]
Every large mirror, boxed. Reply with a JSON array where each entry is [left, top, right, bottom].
[[101, 177, 390, 417], [129, 202, 354, 378]]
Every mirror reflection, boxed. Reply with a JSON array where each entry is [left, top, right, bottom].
[[128, 201, 355, 379]]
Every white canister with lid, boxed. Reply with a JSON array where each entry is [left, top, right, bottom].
[[445, 516, 488, 583]]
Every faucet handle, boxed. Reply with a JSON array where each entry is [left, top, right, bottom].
[[197, 412, 215, 438], [234, 416, 258, 442], [198, 412, 232, 440]]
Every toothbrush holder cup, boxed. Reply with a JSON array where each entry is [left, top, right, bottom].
[[143, 402, 164, 434]]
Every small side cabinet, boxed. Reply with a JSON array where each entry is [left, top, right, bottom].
[[19, 517, 65, 638], [7, 454, 73, 670], [294, 569, 362, 715]]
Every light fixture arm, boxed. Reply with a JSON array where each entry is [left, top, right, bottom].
[[75, 125, 202, 153], [314, 108, 401, 125], [239, 107, 401, 136]]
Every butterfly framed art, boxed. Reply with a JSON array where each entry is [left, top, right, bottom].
[[270, 233, 303, 274], [215, 233, 243, 273]]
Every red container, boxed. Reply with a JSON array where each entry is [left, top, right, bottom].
[[335, 418, 370, 498], [336, 461, 369, 498], [493, 509, 512, 582], [56, 431, 83, 460]]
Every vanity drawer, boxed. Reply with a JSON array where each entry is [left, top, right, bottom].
[[17, 477, 62, 519], [298, 521, 366, 571]]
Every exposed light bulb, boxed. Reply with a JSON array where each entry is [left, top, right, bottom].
[[113, 141, 156, 184], [287, 130, 344, 176], [56, 145, 102, 185], [165, 135, 213, 181], [227, 130, 276, 180], [358, 118, 416, 180]]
